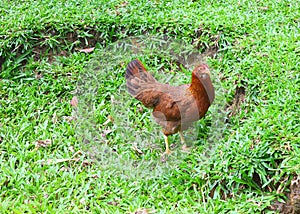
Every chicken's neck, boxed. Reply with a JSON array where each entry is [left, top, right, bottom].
[[189, 72, 214, 105]]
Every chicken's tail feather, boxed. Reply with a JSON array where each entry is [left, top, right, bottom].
[[125, 59, 156, 96]]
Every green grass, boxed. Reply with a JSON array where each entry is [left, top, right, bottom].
[[1, 0, 300, 213]]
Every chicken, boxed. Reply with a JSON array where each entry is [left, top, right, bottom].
[[125, 59, 215, 154]]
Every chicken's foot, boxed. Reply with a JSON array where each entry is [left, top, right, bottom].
[[179, 131, 191, 152]]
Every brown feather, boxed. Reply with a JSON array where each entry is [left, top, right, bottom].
[[125, 59, 214, 136]]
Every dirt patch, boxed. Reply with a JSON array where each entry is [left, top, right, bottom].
[[226, 85, 246, 119], [269, 176, 300, 214], [31, 30, 104, 63], [0, 56, 4, 70], [1, 28, 110, 71], [1, 24, 221, 72]]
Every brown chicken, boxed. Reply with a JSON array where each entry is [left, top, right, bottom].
[[125, 59, 215, 154]]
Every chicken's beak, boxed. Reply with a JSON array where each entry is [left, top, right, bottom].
[[192, 63, 211, 79], [197, 63, 210, 75], [201, 63, 209, 70], [201, 64, 210, 75]]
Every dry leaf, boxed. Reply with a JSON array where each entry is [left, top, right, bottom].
[[121, 1, 128, 7], [131, 208, 156, 214], [132, 145, 144, 155], [35, 72, 43, 79], [40, 158, 91, 165], [259, 6, 269, 11], [71, 150, 83, 158], [103, 115, 114, 125], [52, 113, 58, 124], [90, 174, 99, 179], [70, 96, 78, 107], [107, 201, 119, 206], [62, 115, 76, 123], [60, 166, 70, 172], [78, 47, 95, 53], [37, 150, 92, 166], [46, 158, 78, 165], [80, 198, 86, 204], [34, 139, 52, 148], [68, 146, 75, 153], [137, 106, 144, 113], [102, 129, 113, 136]]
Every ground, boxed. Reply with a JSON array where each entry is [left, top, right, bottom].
[[0, 0, 299, 213]]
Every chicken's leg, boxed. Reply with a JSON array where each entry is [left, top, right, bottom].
[[164, 135, 171, 154], [179, 131, 185, 144], [179, 131, 190, 152]]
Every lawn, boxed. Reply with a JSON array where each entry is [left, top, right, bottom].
[[0, 0, 299, 213]]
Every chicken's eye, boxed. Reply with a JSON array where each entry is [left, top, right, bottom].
[[200, 73, 208, 79]]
